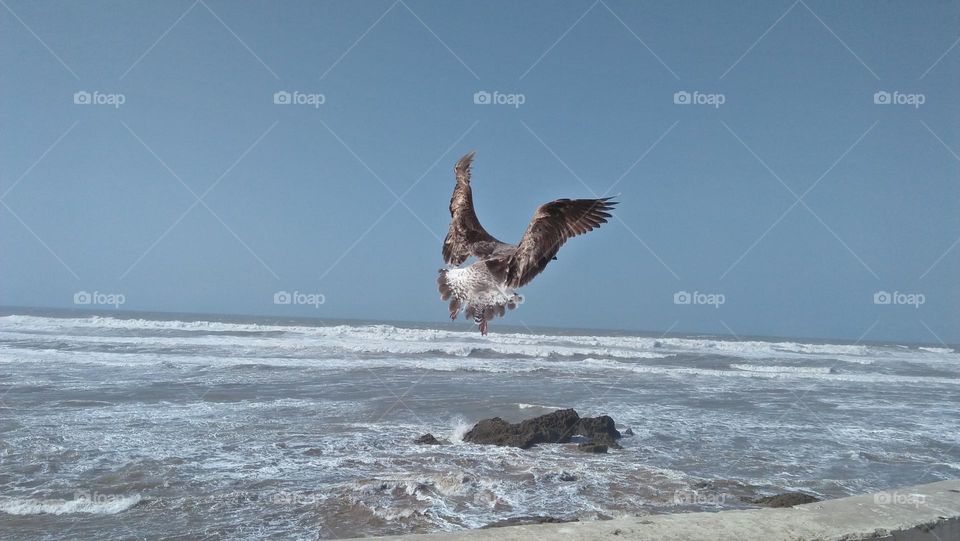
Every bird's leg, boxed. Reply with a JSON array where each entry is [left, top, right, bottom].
[[479, 319, 488, 336]]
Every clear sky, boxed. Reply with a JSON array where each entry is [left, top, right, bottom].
[[1, 1, 958, 344]]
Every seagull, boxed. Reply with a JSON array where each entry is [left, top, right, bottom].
[[438, 151, 617, 335]]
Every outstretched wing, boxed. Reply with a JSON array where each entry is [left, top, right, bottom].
[[442, 151, 506, 265], [501, 197, 617, 288]]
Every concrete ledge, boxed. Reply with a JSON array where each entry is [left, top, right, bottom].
[[364, 479, 960, 541]]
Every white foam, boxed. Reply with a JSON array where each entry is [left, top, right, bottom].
[[0, 314, 874, 359], [449, 418, 474, 443], [0, 325, 668, 361], [919, 347, 954, 354], [580, 358, 959, 386], [3, 314, 957, 376], [518, 403, 564, 410], [0, 494, 141, 515], [730, 364, 835, 374]]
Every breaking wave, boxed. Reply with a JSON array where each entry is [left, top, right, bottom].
[[3, 315, 956, 366], [0, 494, 141, 515]]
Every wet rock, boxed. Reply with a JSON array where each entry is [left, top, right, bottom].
[[302, 448, 324, 457], [577, 442, 608, 453], [481, 515, 578, 529], [623, 428, 635, 436], [744, 492, 820, 507], [575, 415, 621, 447], [414, 433, 445, 445], [463, 409, 622, 450]]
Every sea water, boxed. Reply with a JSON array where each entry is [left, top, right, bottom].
[[1, 310, 957, 539]]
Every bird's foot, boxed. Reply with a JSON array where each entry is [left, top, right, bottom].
[[479, 319, 488, 336]]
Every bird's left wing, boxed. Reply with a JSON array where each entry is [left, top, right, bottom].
[[499, 197, 617, 288], [442, 151, 506, 265]]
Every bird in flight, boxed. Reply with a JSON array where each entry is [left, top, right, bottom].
[[438, 151, 617, 335]]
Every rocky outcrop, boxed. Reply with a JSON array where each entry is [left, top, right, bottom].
[[414, 433, 446, 445], [574, 415, 620, 446], [577, 442, 608, 453], [481, 515, 578, 529], [462, 409, 621, 450], [744, 492, 821, 507]]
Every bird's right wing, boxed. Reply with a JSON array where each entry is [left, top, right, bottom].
[[442, 151, 504, 265], [500, 197, 617, 288]]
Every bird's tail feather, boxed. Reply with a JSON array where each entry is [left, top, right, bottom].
[[437, 269, 461, 320], [437, 268, 520, 330]]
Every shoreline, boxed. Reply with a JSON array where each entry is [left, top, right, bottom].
[[361, 479, 960, 541]]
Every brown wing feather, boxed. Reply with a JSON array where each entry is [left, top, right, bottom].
[[442, 151, 504, 265], [503, 197, 617, 288]]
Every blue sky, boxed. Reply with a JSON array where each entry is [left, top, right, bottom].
[[1, 0, 958, 343]]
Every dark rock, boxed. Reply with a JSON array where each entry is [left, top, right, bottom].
[[575, 415, 621, 447], [623, 428, 635, 436], [558, 472, 578, 482], [463, 409, 579, 449], [414, 433, 446, 445], [577, 442, 608, 453], [462, 409, 622, 450], [744, 492, 820, 507], [481, 516, 578, 529], [302, 448, 323, 457]]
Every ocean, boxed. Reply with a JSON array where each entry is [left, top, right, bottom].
[[1, 309, 958, 539]]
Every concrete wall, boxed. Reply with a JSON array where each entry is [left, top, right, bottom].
[[362, 479, 960, 541]]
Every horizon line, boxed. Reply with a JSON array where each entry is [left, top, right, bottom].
[[1, 304, 955, 350]]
